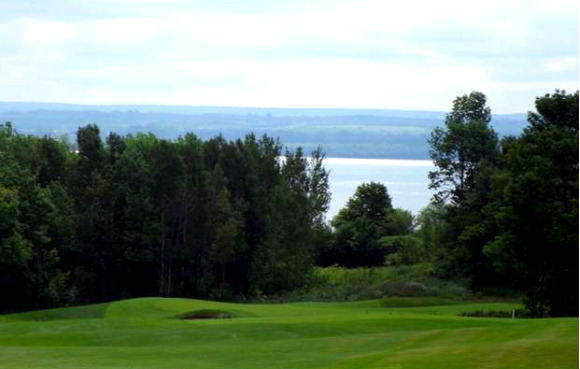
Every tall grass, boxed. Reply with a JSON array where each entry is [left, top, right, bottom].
[[285, 263, 470, 302]]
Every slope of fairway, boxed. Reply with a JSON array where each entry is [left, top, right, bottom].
[[0, 297, 577, 369]]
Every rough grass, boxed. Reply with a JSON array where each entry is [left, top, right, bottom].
[[379, 296, 465, 308], [286, 264, 471, 301], [0, 297, 577, 369]]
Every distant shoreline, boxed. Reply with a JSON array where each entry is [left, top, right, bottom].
[[0, 106, 526, 160]]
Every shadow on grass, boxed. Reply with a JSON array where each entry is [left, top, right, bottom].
[[0, 302, 110, 322]]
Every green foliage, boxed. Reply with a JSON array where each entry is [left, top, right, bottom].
[[0, 122, 330, 311], [34, 136, 69, 186], [428, 91, 498, 203], [426, 92, 504, 292], [210, 178, 244, 300], [330, 182, 394, 267], [382, 235, 426, 266], [382, 208, 414, 235], [288, 264, 469, 302], [307, 146, 330, 225], [528, 89, 579, 131], [324, 182, 428, 270], [335, 181, 392, 220], [424, 90, 579, 317], [0, 124, 76, 310], [415, 202, 448, 259], [483, 90, 579, 317], [251, 148, 317, 295]]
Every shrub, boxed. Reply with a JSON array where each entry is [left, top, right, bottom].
[[382, 235, 426, 266], [283, 264, 471, 302]]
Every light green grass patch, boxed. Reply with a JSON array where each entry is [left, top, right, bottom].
[[0, 297, 576, 369]]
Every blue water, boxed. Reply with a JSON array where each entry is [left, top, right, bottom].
[[324, 158, 435, 220]]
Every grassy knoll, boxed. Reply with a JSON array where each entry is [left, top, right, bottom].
[[0, 297, 577, 369]]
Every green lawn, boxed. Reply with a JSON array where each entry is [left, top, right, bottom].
[[0, 297, 577, 369]]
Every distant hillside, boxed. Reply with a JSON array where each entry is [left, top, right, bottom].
[[0, 102, 527, 159]]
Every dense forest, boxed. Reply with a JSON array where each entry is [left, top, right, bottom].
[[0, 124, 331, 309], [0, 90, 577, 317]]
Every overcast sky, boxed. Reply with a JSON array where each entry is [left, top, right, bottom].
[[0, 0, 577, 113]]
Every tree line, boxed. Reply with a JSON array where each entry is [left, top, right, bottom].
[[427, 90, 578, 317], [303, 90, 578, 317], [0, 125, 330, 311], [0, 89, 577, 317]]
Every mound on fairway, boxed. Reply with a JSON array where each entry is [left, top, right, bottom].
[[0, 302, 111, 322], [0, 297, 577, 369]]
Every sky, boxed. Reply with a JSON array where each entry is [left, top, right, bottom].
[[0, 0, 578, 113]]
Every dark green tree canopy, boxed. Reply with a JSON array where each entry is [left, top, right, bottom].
[[0, 122, 331, 310], [428, 91, 498, 203], [528, 90, 579, 132], [335, 182, 392, 222], [448, 91, 492, 124], [329, 182, 394, 267], [483, 90, 579, 317]]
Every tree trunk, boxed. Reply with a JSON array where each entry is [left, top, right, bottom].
[[220, 261, 226, 300], [159, 200, 165, 296]]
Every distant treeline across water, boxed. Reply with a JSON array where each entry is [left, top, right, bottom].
[[0, 102, 527, 159]]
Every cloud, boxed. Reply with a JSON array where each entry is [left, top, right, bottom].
[[0, 0, 577, 113], [545, 57, 579, 72]]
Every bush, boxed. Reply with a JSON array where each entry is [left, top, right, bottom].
[[383, 281, 427, 297], [382, 235, 427, 266], [283, 264, 471, 302]]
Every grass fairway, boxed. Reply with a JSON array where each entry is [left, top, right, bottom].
[[0, 298, 577, 369]]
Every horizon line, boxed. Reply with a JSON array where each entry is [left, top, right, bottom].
[[0, 100, 528, 115]]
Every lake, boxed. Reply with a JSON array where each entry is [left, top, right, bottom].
[[324, 158, 435, 220]]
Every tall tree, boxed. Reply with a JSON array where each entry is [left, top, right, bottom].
[[1, 121, 331, 310], [0, 186, 32, 311], [35, 137, 68, 187], [113, 136, 160, 298], [251, 147, 320, 294], [484, 90, 578, 317], [308, 146, 331, 226], [427, 92, 502, 290], [209, 167, 244, 299], [428, 91, 498, 203], [150, 139, 185, 296]]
